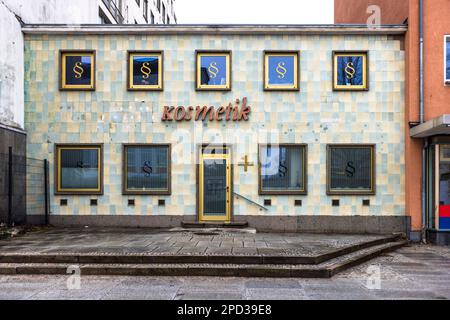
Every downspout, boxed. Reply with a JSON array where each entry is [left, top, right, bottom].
[[419, 0, 427, 243]]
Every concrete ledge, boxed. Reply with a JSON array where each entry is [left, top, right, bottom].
[[27, 215, 410, 235], [238, 215, 410, 235]]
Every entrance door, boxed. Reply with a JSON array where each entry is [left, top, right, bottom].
[[438, 145, 450, 230], [199, 147, 231, 222]]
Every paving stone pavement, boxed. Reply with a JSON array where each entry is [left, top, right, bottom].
[[0, 227, 390, 257], [0, 245, 448, 300]]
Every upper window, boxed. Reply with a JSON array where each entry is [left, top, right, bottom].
[[327, 144, 375, 195], [60, 51, 95, 91], [445, 36, 450, 84], [264, 51, 300, 91], [55, 144, 103, 195], [123, 144, 171, 195], [128, 51, 163, 91], [333, 51, 368, 91], [259, 144, 307, 195], [196, 51, 232, 91]]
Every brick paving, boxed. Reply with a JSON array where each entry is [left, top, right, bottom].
[[0, 245, 448, 300], [0, 227, 390, 257]]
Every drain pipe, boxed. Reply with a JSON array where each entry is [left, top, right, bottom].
[[419, 0, 427, 243]]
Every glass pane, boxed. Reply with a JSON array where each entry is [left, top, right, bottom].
[[132, 55, 160, 86], [65, 55, 92, 86], [330, 147, 373, 191], [439, 146, 450, 230], [446, 40, 450, 81], [261, 146, 304, 191], [203, 159, 227, 216], [60, 149, 99, 189], [126, 146, 168, 191], [337, 56, 364, 86], [200, 55, 228, 86], [268, 56, 295, 85]]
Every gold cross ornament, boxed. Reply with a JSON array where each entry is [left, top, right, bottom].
[[238, 155, 254, 172]]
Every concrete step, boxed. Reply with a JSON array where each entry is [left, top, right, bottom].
[[181, 221, 249, 229], [0, 234, 403, 266], [0, 240, 408, 278]]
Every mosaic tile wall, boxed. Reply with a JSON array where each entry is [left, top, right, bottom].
[[24, 34, 405, 218]]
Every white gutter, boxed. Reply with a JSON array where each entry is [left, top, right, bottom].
[[21, 24, 408, 36]]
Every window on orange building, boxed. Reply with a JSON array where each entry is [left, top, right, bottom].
[[445, 36, 450, 84]]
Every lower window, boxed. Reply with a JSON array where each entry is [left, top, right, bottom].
[[123, 144, 171, 195], [259, 144, 307, 195], [327, 144, 375, 195], [55, 144, 103, 195]]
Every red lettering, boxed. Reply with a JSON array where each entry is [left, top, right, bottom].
[[162, 106, 174, 121]]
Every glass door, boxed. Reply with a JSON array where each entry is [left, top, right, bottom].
[[438, 145, 450, 230], [199, 147, 231, 222]]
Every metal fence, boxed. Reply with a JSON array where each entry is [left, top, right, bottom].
[[0, 147, 49, 227]]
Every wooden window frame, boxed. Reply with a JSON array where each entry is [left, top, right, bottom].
[[326, 144, 376, 196], [258, 144, 308, 196], [195, 50, 232, 91], [122, 144, 172, 195], [60, 50, 96, 91], [263, 50, 300, 91], [127, 50, 164, 91], [332, 51, 369, 92], [55, 144, 103, 195]]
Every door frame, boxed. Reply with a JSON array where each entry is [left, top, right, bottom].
[[196, 144, 233, 222]]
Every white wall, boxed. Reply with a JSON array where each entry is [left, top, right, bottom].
[[0, 0, 177, 129], [0, 0, 98, 129]]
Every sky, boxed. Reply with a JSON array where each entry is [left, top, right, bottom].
[[175, 0, 334, 24]]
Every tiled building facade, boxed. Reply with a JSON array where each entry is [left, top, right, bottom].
[[23, 25, 408, 233]]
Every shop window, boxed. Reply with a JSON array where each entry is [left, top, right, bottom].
[[445, 36, 450, 84], [123, 144, 171, 195], [327, 144, 375, 195], [55, 144, 103, 195], [259, 144, 307, 195]]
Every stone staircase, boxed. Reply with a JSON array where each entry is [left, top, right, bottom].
[[0, 234, 408, 278]]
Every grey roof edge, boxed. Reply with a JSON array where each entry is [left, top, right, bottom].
[[410, 114, 450, 138], [21, 24, 408, 36]]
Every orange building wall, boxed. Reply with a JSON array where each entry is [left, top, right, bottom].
[[334, 0, 408, 24], [334, 0, 450, 234]]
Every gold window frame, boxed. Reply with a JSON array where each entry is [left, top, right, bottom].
[[264, 51, 300, 91], [127, 51, 164, 91], [60, 50, 96, 91], [198, 146, 232, 222], [258, 144, 308, 195], [55, 144, 103, 195], [333, 51, 369, 91], [196, 51, 232, 91], [122, 144, 172, 195], [326, 144, 376, 196]]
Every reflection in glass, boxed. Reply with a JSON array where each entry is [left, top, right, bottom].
[[200, 55, 227, 86], [203, 158, 227, 216], [65, 56, 92, 86], [132, 55, 160, 86], [330, 147, 372, 191], [126, 146, 168, 191], [261, 146, 304, 192], [60, 149, 99, 189], [337, 56, 364, 86]]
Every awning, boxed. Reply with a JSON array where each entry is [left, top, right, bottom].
[[410, 114, 450, 138]]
